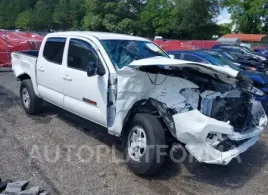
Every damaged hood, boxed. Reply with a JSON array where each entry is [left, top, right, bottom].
[[129, 56, 239, 78]]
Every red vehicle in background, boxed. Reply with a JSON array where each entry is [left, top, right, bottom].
[[153, 38, 219, 51], [0, 31, 43, 67]]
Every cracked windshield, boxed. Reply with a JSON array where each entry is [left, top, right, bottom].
[[101, 40, 169, 69]]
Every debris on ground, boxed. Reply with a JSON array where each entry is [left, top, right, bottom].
[[0, 179, 47, 195]]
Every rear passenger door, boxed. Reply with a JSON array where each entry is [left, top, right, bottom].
[[63, 38, 109, 127], [37, 37, 66, 108]]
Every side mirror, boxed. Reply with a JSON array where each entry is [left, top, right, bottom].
[[169, 54, 175, 59], [96, 63, 106, 76], [87, 61, 106, 77], [87, 61, 97, 77]]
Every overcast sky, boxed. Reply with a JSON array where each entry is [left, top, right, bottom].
[[217, 8, 232, 24]]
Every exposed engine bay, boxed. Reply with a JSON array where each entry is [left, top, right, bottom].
[[169, 67, 260, 132], [108, 58, 267, 165], [133, 65, 264, 133]]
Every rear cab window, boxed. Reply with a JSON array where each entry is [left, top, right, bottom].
[[43, 37, 66, 65]]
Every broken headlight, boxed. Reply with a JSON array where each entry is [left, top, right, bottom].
[[250, 87, 265, 97]]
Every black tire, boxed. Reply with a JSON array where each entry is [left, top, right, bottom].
[[123, 113, 166, 175], [20, 79, 43, 115]]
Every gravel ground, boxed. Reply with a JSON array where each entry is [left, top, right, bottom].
[[1, 71, 268, 195]]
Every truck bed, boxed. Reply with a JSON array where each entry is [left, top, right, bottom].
[[11, 50, 39, 96], [20, 50, 39, 57], [12, 50, 38, 72]]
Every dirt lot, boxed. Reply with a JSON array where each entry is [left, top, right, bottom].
[[1, 71, 268, 195]]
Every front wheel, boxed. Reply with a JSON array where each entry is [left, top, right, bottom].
[[20, 79, 43, 115], [123, 113, 166, 175]]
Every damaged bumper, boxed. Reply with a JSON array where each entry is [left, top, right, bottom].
[[172, 108, 267, 165], [186, 136, 259, 165]]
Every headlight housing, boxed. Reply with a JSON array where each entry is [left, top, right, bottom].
[[250, 87, 265, 97]]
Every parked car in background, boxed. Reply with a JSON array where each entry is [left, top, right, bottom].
[[11, 32, 267, 175], [167, 50, 240, 69], [254, 48, 268, 59], [202, 50, 268, 103], [204, 49, 268, 73], [167, 50, 268, 105], [211, 49, 267, 72], [212, 44, 268, 66]]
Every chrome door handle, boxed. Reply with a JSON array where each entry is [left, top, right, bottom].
[[38, 67, 45, 72], [63, 75, 72, 81]]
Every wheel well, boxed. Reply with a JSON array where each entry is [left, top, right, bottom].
[[121, 99, 176, 138], [121, 99, 158, 136], [18, 74, 31, 81]]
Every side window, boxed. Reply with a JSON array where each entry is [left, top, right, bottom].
[[183, 54, 204, 63], [174, 53, 182, 59], [43, 37, 66, 64], [68, 39, 99, 71], [238, 48, 244, 53], [222, 46, 232, 51], [232, 47, 240, 52]]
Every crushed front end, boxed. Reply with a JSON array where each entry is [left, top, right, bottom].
[[172, 102, 266, 165], [168, 71, 268, 164], [111, 62, 267, 165]]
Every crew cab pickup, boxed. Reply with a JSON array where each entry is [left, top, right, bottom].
[[12, 32, 267, 175]]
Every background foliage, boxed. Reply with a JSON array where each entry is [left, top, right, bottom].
[[0, 0, 267, 39], [221, 0, 268, 34]]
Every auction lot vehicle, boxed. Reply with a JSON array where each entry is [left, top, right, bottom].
[[12, 32, 267, 175], [212, 44, 268, 66], [167, 50, 268, 102]]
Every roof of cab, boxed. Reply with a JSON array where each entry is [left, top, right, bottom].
[[47, 31, 149, 41]]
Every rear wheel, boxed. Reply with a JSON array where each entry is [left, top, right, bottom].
[[123, 113, 166, 175], [20, 79, 43, 115]]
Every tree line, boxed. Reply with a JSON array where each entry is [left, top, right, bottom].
[[222, 0, 268, 34], [0, 0, 267, 39]]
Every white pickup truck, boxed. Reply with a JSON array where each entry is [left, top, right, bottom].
[[12, 32, 267, 175]]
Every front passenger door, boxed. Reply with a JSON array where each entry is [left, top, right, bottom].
[[63, 38, 109, 127]]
